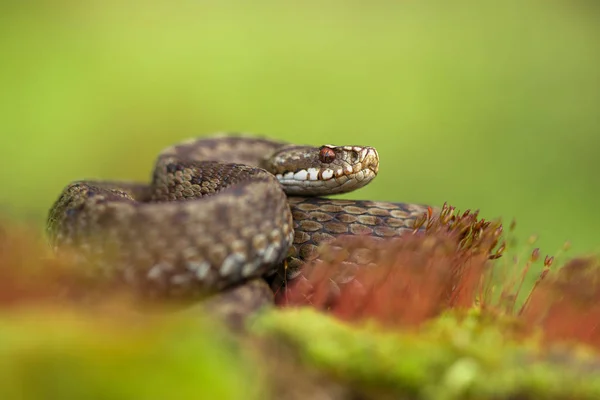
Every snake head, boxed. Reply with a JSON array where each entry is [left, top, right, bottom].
[[261, 144, 379, 196]]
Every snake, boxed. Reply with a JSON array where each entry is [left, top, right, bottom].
[[47, 134, 431, 321]]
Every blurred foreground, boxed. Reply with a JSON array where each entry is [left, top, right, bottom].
[[2, 205, 600, 399]]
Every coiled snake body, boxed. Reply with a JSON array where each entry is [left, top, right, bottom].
[[47, 135, 430, 310]]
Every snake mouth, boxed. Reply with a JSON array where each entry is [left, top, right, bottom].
[[274, 145, 379, 196]]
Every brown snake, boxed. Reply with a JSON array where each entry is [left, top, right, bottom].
[[47, 135, 431, 318]]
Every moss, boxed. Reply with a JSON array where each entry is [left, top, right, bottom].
[[251, 307, 600, 400], [0, 307, 265, 400], [2, 200, 600, 399]]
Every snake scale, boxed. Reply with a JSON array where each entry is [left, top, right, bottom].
[[47, 135, 431, 318]]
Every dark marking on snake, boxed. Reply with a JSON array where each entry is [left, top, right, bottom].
[[47, 134, 434, 307]]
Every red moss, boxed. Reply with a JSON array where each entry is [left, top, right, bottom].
[[5, 207, 600, 356], [0, 219, 60, 304], [277, 199, 600, 353], [521, 256, 600, 349], [0, 218, 121, 307], [278, 203, 504, 328]]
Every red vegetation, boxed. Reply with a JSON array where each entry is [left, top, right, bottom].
[[277, 203, 600, 352], [0, 219, 123, 307], [0, 220, 62, 305], [276, 204, 503, 323], [1, 204, 600, 352], [521, 256, 600, 349]]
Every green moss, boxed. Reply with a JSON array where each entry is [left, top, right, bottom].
[[0, 308, 264, 400], [251, 308, 600, 399], [1, 302, 600, 399]]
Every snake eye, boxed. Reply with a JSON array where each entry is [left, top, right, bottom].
[[319, 147, 336, 164]]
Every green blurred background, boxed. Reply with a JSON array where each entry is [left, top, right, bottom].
[[1, 0, 598, 259]]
